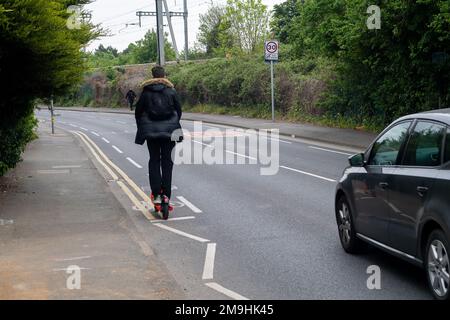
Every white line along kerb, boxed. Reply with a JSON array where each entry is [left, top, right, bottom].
[[202, 243, 216, 280]]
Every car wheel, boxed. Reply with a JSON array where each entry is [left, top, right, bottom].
[[425, 230, 450, 300], [336, 196, 365, 253]]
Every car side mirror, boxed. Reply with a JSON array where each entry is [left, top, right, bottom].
[[349, 153, 365, 167]]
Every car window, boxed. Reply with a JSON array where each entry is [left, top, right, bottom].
[[402, 121, 445, 167], [369, 121, 411, 166], [445, 128, 450, 164]]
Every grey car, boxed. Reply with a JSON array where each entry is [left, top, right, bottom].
[[335, 108, 450, 300]]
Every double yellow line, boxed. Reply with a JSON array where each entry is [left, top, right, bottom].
[[72, 131, 155, 221]]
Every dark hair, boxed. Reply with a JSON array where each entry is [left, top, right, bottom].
[[152, 65, 165, 78]]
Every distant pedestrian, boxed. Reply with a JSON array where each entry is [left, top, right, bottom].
[[126, 89, 137, 111], [134, 66, 183, 215]]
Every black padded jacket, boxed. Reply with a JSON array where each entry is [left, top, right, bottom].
[[134, 78, 183, 144]]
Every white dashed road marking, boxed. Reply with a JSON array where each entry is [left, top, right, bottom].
[[280, 165, 336, 182], [193, 140, 213, 148], [91, 131, 100, 136], [112, 145, 123, 154], [102, 137, 110, 144], [150, 216, 196, 223], [205, 282, 249, 300], [225, 150, 257, 161], [308, 146, 352, 156], [153, 224, 209, 243], [193, 140, 256, 160], [126, 157, 143, 168], [202, 243, 216, 280], [177, 196, 202, 214]]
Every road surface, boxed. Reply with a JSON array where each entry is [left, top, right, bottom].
[[36, 109, 430, 300]]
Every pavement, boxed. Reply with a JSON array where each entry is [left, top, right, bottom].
[[25, 109, 432, 300], [53, 106, 378, 150], [0, 124, 184, 299]]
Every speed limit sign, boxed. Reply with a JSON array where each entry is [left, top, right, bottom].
[[264, 40, 279, 62], [264, 40, 279, 122]]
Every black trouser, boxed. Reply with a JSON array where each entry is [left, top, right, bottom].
[[147, 138, 176, 199], [128, 100, 134, 110]]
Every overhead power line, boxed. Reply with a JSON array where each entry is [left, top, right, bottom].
[[98, 5, 152, 24]]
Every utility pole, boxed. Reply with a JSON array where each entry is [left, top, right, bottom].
[[163, 0, 179, 62], [136, 2, 188, 63], [183, 0, 188, 61], [155, 0, 165, 65]]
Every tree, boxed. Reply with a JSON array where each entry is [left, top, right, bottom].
[[0, 0, 98, 175], [284, 0, 450, 126], [224, 0, 270, 53], [198, 5, 228, 54], [95, 44, 119, 57], [86, 30, 177, 69], [271, 0, 301, 43], [131, 29, 176, 63]]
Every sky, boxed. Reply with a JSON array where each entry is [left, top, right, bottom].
[[85, 0, 285, 53]]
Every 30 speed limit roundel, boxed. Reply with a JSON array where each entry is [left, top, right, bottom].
[[266, 41, 278, 53], [264, 40, 279, 61]]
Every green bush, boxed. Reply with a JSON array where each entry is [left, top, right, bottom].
[[0, 109, 37, 177], [166, 54, 331, 118]]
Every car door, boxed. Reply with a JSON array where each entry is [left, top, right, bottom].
[[352, 120, 412, 244], [388, 120, 446, 256]]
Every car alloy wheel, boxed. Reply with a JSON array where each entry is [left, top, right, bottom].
[[427, 238, 449, 298], [338, 202, 352, 246], [336, 196, 365, 253]]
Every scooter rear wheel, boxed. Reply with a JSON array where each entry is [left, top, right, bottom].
[[161, 202, 169, 220]]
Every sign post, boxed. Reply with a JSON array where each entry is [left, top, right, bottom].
[[270, 60, 275, 122], [265, 40, 279, 122], [50, 94, 55, 134]]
